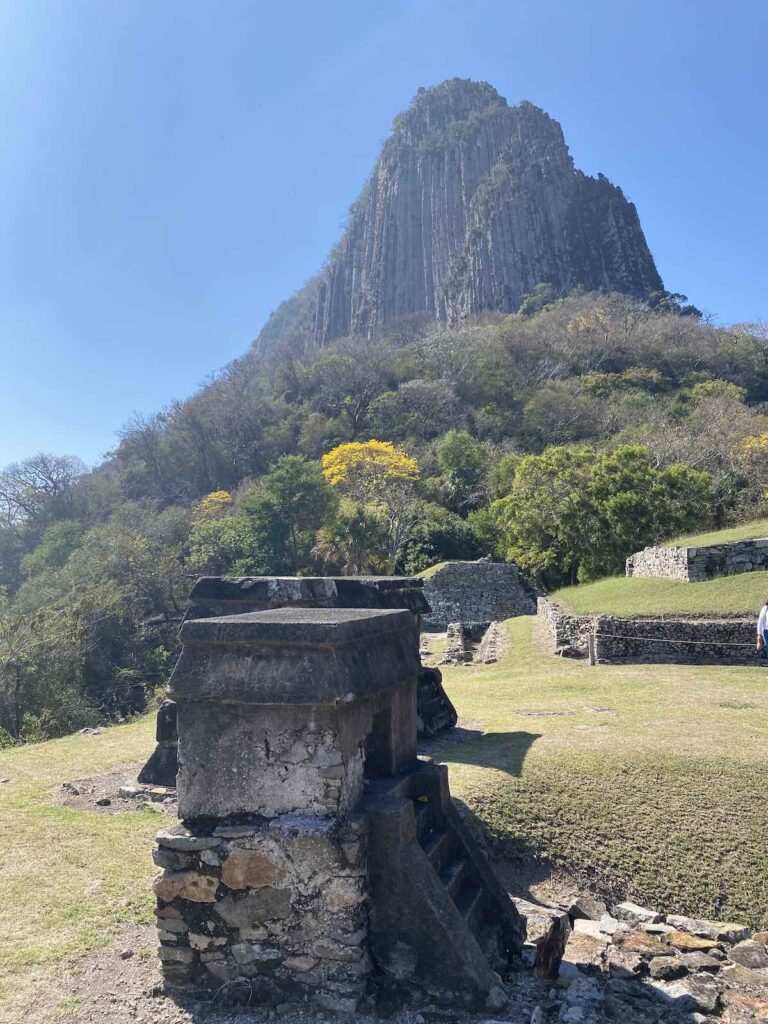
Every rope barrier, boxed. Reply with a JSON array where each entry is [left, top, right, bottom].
[[594, 631, 757, 648]]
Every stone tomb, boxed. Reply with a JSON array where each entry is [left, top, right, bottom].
[[153, 605, 522, 1010], [139, 575, 456, 788]]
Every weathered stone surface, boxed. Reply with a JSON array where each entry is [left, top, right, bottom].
[[512, 896, 571, 979], [680, 951, 721, 973], [568, 892, 608, 921], [594, 615, 757, 666], [172, 607, 420, 705], [627, 537, 768, 583], [573, 918, 610, 943], [653, 972, 720, 1013], [214, 887, 292, 928], [153, 870, 218, 904], [614, 928, 673, 959], [599, 914, 621, 936], [537, 597, 594, 658], [474, 621, 512, 665], [728, 940, 768, 969], [156, 828, 220, 852], [423, 561, 537, 630], [173, 607, 419, 819], [664, 930, 721, 953], [614, 901, 664, 926], [259, 80, 662, 351], [221, 847, 288, 890], [560, 930, 606, 973], [649, 955, 687, 980], [714, 922, 753, 944]]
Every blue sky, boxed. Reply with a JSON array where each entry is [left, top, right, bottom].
[[0, 0, 765, 467]]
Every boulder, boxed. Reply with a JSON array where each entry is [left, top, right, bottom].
[[613, 901, 663, 926], [729, 940, 768, 970]]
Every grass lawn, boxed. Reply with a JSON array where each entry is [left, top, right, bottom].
[[664, 517, 768, 547], [0, 716, 160, 1010], [416, 561, 452, 579], [3, 622, 768, 1014], [553, 570, 768, 618], [440, 617, 768, 927]]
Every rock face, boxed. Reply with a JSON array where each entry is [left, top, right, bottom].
[[257, 78, 663, 350]]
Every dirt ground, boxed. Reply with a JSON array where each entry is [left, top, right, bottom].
[[9, 920, 557, 1024], [53, 763, 177, 816]]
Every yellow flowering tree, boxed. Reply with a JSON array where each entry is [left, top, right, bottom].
[[193, 490, 233, 523], [321, 441, 420, 567]]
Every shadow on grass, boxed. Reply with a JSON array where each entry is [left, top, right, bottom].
[[426, 730, 542, 777]]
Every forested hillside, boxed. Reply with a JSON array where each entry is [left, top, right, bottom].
[[1, 288, 767, 742]]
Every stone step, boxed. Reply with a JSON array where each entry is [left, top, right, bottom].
[[454, 880, 483, 935], [413, 797, 434, 841], [440, 856, 468, 900], [421, 826, 451, 869]]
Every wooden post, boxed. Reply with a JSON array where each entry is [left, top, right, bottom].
[[588, 633, 596, 666]]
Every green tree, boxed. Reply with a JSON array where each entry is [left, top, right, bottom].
[[434, 430, 486, 511], [21, 520, 85, 578], [312, 502, 390, 576], [492, 445, 712, 587]]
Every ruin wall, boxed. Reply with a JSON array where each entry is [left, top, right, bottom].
[[626, 537, 768, 582], [423, 561, 537, 629], [593, 615, 758, 665], [536, 597, 595, 657]]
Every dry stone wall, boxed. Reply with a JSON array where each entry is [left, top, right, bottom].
[[153, 816, 369, 1009], [626, 537, 768, 582], [537, 597, 595, 657], [593, 616, 759, 665], [423, 560, 537, 630]]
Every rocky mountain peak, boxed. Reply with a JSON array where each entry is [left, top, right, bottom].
[[256, 79, 663, 351]]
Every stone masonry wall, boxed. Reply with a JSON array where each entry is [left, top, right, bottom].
[[537, 597, 595, 657], [423, 560, 537, 630], [593, 616, 758, 665], [153, 816, 369, 1011], [626, 537, 768, 582]]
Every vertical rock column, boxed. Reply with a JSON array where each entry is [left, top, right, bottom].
[[152, 606, 420, 1010]]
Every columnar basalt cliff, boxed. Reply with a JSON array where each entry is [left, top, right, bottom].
[[257, 78, 662, 350]]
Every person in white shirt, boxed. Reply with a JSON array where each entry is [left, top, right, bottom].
[[757, 603, 768, 656]]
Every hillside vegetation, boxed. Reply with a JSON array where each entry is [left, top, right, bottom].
[[2, 289, 768, 740], [3, 616, 768, 1020], [554, 570, 768, 618]]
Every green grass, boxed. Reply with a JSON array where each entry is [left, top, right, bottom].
[[664, 517, 768, 548], [0, 716, 160, 1011], [553, 570, 768, 617], [3, 626, 768, 1015], [441, 616, 768, 926], [416, 560, 453, 579]]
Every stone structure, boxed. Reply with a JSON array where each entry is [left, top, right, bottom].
[[537, 598, 761, 666], [475, 621, 511, 665], [152, 605, 523, 1008], [257, 79, 662, 351], [423, 561, 537, 631], [139, 575, 457, 788], [626, 537, 768, 582], [440, 620, 492, 666], [536, 597, 595, 658], [593, 616, 758, 666]]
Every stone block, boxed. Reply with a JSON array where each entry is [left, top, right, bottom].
[[153, 870, 219, 903], [221, 847, 289, 890]]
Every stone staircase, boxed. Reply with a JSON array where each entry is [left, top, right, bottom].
[[364, 757, 523, 1004]]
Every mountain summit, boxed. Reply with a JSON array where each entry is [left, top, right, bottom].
[[258, 79, 663, 350]]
